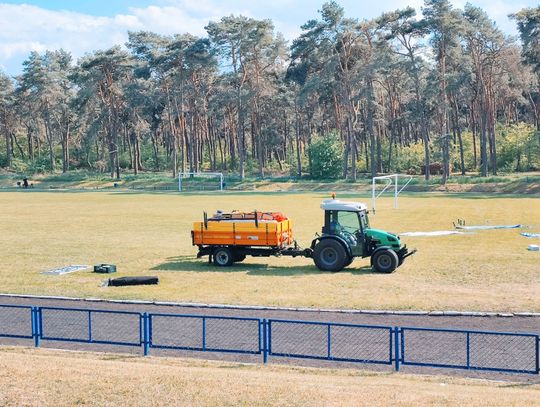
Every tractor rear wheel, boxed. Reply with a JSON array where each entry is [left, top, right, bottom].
[[313, 239, 347, 272], [213, 247, 234, 267], [372, 249, 399, 273]]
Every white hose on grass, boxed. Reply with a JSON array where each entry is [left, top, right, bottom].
[[400, 231, 468, 237]]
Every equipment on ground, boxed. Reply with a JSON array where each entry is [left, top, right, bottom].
[[191, 198, 415, 273], [521, 232, 540, 238], [108, 276, 159, 286], [94, 264, 117, 273], [454, 224, 521, 230]]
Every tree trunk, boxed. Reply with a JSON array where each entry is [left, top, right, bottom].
[[4, 132, 12, 167], [294, 100, 302, 177], [366, 77, 377, 178], [44, 117, 55, 172]]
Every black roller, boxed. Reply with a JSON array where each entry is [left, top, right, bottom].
[[108, 276, 159, 286]]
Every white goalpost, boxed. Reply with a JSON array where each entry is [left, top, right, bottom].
[[178, 172, 224, 192], [371, 174, 413, 213]]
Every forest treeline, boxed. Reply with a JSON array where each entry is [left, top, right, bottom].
[[0, 0, 540, 182]]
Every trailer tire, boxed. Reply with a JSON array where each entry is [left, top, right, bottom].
[[372, 249, 398, 273], [213, 247, 234, 267], [313, 239, 347, 272]]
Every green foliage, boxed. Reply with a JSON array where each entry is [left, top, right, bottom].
[[309, 132, 344, 179], [497, 123, 540, 171], [512, 6, 540, 73], [390, 143, 425, 172], [0, 146, 6, 168], [1, 3, 540, 181]]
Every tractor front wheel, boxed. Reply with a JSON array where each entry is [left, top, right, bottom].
[[213, 247, 234, 267], [372, 249, 399, 273], [313, 239, 347, 272]]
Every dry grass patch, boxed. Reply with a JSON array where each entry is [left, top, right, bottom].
[[0, 191, 538, 311], [0, 347, 538, 407]]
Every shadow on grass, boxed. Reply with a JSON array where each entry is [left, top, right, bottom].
[[151, 256, 374, 276]]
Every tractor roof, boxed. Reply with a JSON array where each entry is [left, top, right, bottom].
[[320, 199, 368, 212]]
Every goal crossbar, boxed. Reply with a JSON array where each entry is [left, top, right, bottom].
[[179, 172, 224, 192], [371, 174, 412, 213]]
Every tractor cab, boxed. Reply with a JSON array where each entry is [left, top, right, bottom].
[[310, 198, 414, 273], [321, 199, 369, 257]]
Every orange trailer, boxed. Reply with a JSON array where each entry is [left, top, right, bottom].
[[192, 211, 293, 247], [192, 210, 309, 266]]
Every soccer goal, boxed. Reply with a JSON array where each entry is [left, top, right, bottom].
[[178, 172, 224, 192], [371, 174, 413, 213]]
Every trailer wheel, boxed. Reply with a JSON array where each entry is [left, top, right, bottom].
[[313, 239, 347, 272], [213, 247, 234, 267], [372, 249, 398, 273]]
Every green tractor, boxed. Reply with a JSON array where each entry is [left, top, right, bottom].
[[310, 199, 415, 273]]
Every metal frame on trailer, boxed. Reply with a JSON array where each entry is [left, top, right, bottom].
[[178, 172, 224, 192], [371, 174, 413, 213]]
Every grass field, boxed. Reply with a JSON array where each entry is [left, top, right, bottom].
[[0, 191, 539, 311], [0, 347, 538, 406]]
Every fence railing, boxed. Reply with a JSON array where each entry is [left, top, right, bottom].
[[267, 319, 394, 365], [399, 326, 540, 375], [0, 304, 538, 375]]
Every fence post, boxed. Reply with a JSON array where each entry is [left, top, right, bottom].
[[31, 307, 41, 348], [327, 324, 332, 360], [536, 335, 540, 374], [466, 332, 471, 369], [394, 327, 400, 372], [202, 317, 206, 351], [30, 307, 39, 348], [142, 313, 150, 356], [262, 319, 269, 364], [88, 310, 93, 343]]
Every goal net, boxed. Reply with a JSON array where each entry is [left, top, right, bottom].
[[371, 174, 412, 213], [178, 172, 224, 192]]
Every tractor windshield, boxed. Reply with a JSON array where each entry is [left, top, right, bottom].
[[337, 211, 360, 233]]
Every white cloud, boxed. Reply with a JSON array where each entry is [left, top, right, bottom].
[[0, 3, 220, 75], [0, 0, 532, 76], [0, 4, 120, 74]]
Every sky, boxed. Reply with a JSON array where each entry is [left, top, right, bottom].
[[0, 0, 537, 76]]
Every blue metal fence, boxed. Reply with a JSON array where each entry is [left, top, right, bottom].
[[38, 307, 142, 347], [0, 304, 538, 375], [0, 304, 34, 340], [148, 313, 262, 355], [399, 326, 540, 374], [267, 319, 394, 365]]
